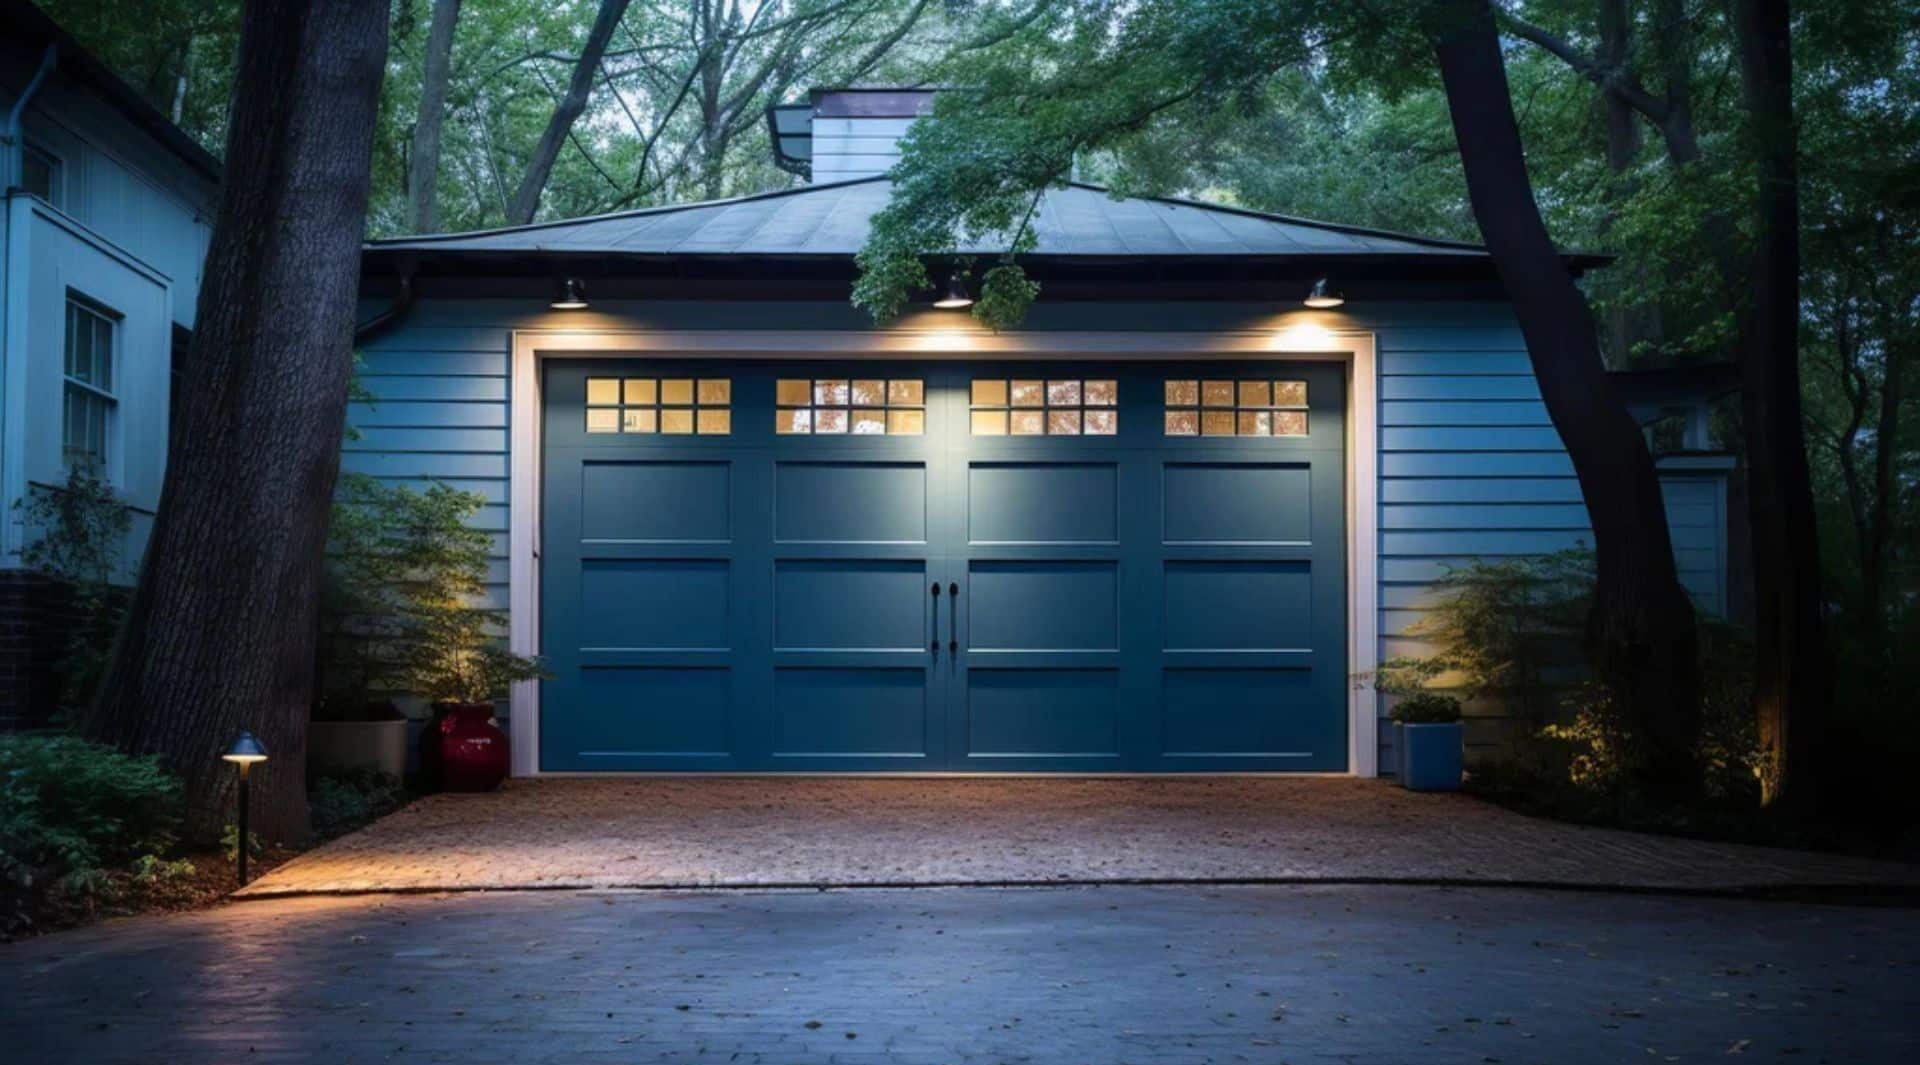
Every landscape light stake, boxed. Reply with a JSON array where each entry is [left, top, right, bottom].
[[222, 732, 268, 885]]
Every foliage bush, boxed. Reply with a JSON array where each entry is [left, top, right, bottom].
[[0, 735, 182, 908], [12, 465, 133, 713], [1390, 692, 1462, 725], [308, 766, 409, 841]]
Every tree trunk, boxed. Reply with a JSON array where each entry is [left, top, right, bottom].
[[506, 0, 632, 224], [1732, 0, 1829, 809], [1595, 0, 1661, 364], [84, 1, 391, 845], [1431, 0, 1703, 798], [409, 0, 463, 233]]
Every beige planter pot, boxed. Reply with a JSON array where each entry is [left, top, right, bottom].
[[308, 719, 409, 779]]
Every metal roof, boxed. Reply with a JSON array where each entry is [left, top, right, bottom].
[[365, 177, 1523, 263]]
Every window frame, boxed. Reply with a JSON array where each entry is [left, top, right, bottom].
[[61, 292, 120, 472], [21, 141, 66, 208]]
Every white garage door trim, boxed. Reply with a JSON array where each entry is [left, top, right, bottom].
[[507, 324, 1380, 778]]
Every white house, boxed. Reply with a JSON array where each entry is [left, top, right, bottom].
[[0, 0, 217, 727]]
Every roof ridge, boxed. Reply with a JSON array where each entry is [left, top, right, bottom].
[[365, 175, 890, 246]]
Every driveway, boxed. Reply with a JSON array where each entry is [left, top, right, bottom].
[[240, 778, 1920, 897], [5, 885, 1916, 1063]]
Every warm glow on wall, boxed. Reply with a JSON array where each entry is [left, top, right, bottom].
[[1268, 320, 1338, 351]]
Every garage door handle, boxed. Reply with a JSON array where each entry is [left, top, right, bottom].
[[929, 581, 941, 652], [948, 582, 959, 653]]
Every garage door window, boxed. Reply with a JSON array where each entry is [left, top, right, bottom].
[[970, 378, 1117, 436], [775, 378, 924, 434], [586, 377, 731, 434], [1163, 378, 1307, 437]]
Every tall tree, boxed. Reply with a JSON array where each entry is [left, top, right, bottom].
[[854, 0, 1705, 799], [507, 0, 633, 224], [85, 1, 391, 843], [408, 0, 464, 232], [1731, 0, 1829, 806]]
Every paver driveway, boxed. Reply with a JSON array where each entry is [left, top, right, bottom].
[[240, 778, 1920, 896], [6, 884, 1917, 1064]]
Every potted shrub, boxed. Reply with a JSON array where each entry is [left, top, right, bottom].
[[1390, 692, 1465, 792]]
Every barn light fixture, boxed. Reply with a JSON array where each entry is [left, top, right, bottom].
[[1303, 277, 1345, 308], [933, 273, 974, 309], [222, 731, 268, 886], [550, 277, 590, 310]]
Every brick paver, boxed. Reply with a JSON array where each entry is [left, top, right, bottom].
[[239, 777, 1920, 897], [5, 884, 1916, 1064]]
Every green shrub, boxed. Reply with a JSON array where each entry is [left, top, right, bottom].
[[308, 766, 408, 840], [0, 735, 181, 899], [13, 466, 132, 713], [1390, 692, 1463, 724]]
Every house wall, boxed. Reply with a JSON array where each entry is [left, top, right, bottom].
[[353, 295, 1673, 773]]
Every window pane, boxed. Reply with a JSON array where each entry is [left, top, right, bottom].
[[1084, 380, 1117, 406], [777, 379, 812, 406], [1238, 380, 1271, 408], [1047, 410, 1082, 435], [777, 408, 813, 434], [1273, 410, 1309, 436], [1165, 410, 1198, 436], [814, 408, 848, 433], [850, 379, 886, 406], [622, 408, 657, 433], [971, 379, 1007, 407], [1010, 409, 1045, 435], [851, 409, 887, 434], [1274, 380, 1308, 406], [1238, 411, 1272, 436], [1165, 380, 1198, 406], [94, 316, 111, 390], [971, 409, 1008, 435], [586, 378, 619, 406], [661, 379, 694, 405], [586, 407, 619, 432], [1046, 380, 1081, 406], [1202, 381, 1234, 407], [1085, 409, 1117, 435], [22, 147, 57, 204], [623, 378, 656, 405], [1201, 410, 1236, 436], [696, 409, 731, 434], [697, 379, 730, 405], [888, 380, 924, 406], [1011, 380, 1044, 407], [887, 409, 924, 435], [814, 379, 848, 405], [661, 408, 694, 434]]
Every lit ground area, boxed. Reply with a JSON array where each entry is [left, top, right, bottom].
[[6, 884, 1916, 1064], [240, 778, 1920, 896]]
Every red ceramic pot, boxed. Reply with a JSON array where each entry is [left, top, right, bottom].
[[420, 702, 509, 792]]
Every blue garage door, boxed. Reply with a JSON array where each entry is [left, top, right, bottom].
[[541, 360, 1346, 772]]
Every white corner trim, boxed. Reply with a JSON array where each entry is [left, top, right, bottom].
[[507, 327, 1381, 778]]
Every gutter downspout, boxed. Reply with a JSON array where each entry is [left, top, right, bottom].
[[352, 259, 417, 347], [1, 44, 59, 562], [4, 44, 60, 188]]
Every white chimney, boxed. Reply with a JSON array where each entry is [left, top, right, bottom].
[[768, 89, 935, 184]]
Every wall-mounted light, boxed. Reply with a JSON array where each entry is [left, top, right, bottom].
[[1303, 277, 1345, 308], [222, 731, 268, 886], [550, 277, 590, 310], [932, 273, 974, 309]]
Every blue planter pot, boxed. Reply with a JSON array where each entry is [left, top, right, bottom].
[[1398, 722, 1464, 792]]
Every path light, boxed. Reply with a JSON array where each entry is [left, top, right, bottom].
[[550, 277, 589, 310], [1303, 277, 1345, 308], [933, 272, 974, 309], [223, 732, 267, 886]]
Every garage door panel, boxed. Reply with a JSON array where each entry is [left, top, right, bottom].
[[967, 462, 1118, 544], [967, 561, 1118, 652], [566, 666, 733, 759], [774, 461, 927, 544], [1164, 560, 1314, 651], [580, 559, 729, 650], [1160, 667, 1323, 758], [964, 668, 1119, 757], [1163, 463, 1312, 544], [772, 667, 929, 757], [581, 460, 731, 542], [774, 559, 930, 651]]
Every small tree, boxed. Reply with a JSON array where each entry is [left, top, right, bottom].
[[14, 466, 133, 712]]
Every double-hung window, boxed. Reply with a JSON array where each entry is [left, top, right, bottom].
[[62, 295, 117, 470]]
